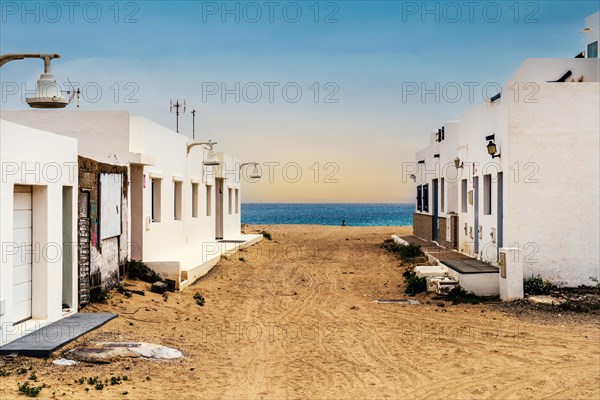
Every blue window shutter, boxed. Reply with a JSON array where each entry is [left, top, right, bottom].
[[417, 185, 422, 211], [423, 184, 429, 212]]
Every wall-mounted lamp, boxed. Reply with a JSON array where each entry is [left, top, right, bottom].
[[240, 162, 261, 179], [485, 134, 500, 158], [409, 174, 416, 182], [454, 157, 464, 169], [187, 140, 220, 166]]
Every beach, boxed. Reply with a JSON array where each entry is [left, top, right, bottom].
[[1, 225, 599, 399]]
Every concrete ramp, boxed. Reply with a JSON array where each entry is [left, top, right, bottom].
[[0, 313, 117, 358]]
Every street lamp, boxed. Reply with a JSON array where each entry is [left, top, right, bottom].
[[240, 162, 261, 179], [0, 53, 68, 108], [187, 140, 220, 166]]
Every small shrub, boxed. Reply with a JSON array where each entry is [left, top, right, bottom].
[[524, 275, 556, 295], [382, 241, 423, 262], [95, 383, 105, 390], [87, 377, 99, 385], [16, 368, 27, 375], [0, 368, 10, 377], [28, 373, 37, 381], [162, 293, 168, 302], [193, 292, 205, 307], [18, 382, 43, 397], [445, 286, 484, 305], [261, 231, 272, 240], [126, 260, 162, 283], [403, 271, 427, 296]]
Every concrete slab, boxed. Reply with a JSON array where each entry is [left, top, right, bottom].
[[0, 313, 117, 358], [414, 265, 448, 278]]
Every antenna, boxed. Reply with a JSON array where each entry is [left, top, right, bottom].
[[66, 79, 81, 108], [191, 109, 196, 139], [170, 98, 186, 133]]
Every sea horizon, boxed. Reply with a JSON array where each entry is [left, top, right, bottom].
[[241, 203, 414, 227]]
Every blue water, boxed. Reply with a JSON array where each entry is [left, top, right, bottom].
[[241, 203, 414, 226]]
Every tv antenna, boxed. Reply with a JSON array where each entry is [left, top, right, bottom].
[[66, 79, 81, 108], [191, 109, 197, 139], [170, 98, 186, 133]]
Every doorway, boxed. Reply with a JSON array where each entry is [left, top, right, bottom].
[[473, 176, 479, 256], [12, 185, 33, 324], [497, 172, 504, 258], [215, 178, 224, 240], [432, 179, 438, 242], [78, 190, 91, 306], [62, 187, 73, 311]]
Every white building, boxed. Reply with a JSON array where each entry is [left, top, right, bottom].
[[1, 110, 260, 346], [411, 12, 600, 297], [0, 119, 78, 345]]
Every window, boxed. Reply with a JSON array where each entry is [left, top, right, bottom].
[[235, 189, 239, 214], [417, 185, 422, 211], [228, 188, 233, 215], [461, 179, 468, 213], [483, 174, 492, 215], [588, 41, 598, 58], [422, 184, 429, 212], [206, 184, 212, 216], [174, 181, 182, 220], [192, 183, 199, 218], [440, 178, 445, 213], [151, 178, 161, 222]]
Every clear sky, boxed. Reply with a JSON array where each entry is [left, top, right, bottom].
[[1, 1, 598, 203]]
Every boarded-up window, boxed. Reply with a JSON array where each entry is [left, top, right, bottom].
[[174, 180, 183, 220], [461, 179, 468, 213], [235, 189, 240, 214], [192, 183, 199, 218], [100, 173, 122, 240], [206, 185, 212, 217]]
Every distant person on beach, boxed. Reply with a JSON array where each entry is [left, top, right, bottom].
[[341, 220, 347, 226]]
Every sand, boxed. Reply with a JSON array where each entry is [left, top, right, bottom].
[[1, 225, 599, 399]]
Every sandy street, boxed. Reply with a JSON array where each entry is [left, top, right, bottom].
[[1, 225, 599, 399]]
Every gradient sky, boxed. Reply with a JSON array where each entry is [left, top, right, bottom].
[[1, 1, 598, 202]]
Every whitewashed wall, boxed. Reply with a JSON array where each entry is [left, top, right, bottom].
[[0, 120, 78, 345]]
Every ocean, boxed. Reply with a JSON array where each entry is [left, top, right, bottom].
[[241, 203, 414, 227]]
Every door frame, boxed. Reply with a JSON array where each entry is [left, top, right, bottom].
[[473, 176, 479, 256], [432, 179, 438, 242], [215, 178, 224, 239]]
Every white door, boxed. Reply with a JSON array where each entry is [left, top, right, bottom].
[[13, 185, 32, 323]]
